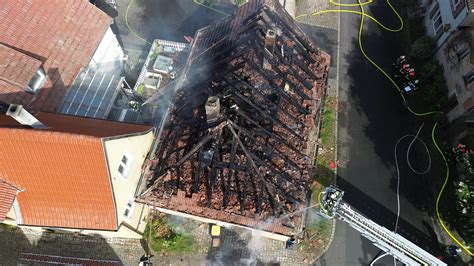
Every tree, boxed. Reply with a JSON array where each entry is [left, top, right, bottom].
[[410, 36, 436, 60]]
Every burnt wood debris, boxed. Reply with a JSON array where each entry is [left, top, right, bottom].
[[137, 0, 330, 236]]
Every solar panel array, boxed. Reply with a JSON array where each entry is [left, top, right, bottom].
[[59, 63, 122, 119]]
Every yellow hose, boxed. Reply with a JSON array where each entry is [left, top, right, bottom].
[[193, 0, 229, 15], [126, 0, 152, 45], [307, 0, 473, 256]]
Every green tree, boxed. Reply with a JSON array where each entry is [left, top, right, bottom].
[[410, 36, 436, 60]]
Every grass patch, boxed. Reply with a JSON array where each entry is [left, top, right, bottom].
[[298, 95, 337, 252], [233, 0, 247, 6], [0, 223, 17, 232], [320, 98, 336, 147], [144, 215, 196, 254], [314, 95, 337, 186], [306, 219, 331, 238]]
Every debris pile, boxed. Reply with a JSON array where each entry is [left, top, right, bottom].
[[138, 0, 330, 236]]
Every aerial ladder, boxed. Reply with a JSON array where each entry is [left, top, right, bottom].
[[319, 186, 447, 266]]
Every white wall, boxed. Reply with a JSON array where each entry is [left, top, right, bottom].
[[1, 131, 154, 239], [90, 27, 125, 67], [104, 130, 154, 234], [422, 0, 468, 48]]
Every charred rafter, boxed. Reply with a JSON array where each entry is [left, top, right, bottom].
[[143, 0, 330, 234]]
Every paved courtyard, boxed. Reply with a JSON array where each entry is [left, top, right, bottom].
[[1, 217, 329, 265]]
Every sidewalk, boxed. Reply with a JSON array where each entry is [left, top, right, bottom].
[[295, 0, 338, 30]]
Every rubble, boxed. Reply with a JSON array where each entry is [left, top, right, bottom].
[[138, 0, 330, 236]]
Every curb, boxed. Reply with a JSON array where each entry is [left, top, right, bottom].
[[309, 3, 341, 264], [319, 3, 341, 261]]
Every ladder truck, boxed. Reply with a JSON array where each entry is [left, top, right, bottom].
[[319, 186, 446, 266]]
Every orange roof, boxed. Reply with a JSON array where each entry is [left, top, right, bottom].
[[0, 128, 117, 230], [0, 0, 111, 112], [0, 179, 18, 221], [0, 110, 154, 229]]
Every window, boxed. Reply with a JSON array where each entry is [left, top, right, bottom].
[[463, 69, 474, 85], [432, 8, 443, 35], [123, 199, 135, 219], [117, 154, 133, 179], [455, 42, 470, 61], [452, 0, 461, 9], [27, 69, 46, 93], [447, 93, 459, 111]]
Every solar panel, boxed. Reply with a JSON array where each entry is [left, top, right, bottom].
[[59, 64, 121, 119]]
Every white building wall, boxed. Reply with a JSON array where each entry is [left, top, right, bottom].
[[421, 0, 468, 48], [90, 27, 125, 67], [1, 130, 155, 239], [103, 130, 154, 234]]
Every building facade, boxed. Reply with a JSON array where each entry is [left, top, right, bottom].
[[0, 104, 154, 238], [420, 0, 474, 142], [0, 0, 125, 119]]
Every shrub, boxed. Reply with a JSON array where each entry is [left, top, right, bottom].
[[410, 36, 436, 60], [136, 84, 145, 95], [144, 216, 196, 254], [234, 0, 247, 6], [413, 60, 448, 111]]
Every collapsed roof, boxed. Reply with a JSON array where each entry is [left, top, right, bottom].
[[139, 0, 330, 236]]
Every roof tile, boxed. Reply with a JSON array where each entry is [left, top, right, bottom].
[[0, 0, 111, 111], [0, 44, 41, 89], [0, 128, 116, 230], [0, 179, 18, 221], [0, 112, 153, 230]]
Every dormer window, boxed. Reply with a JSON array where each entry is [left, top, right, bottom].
[[27, 68, 46, 93], [118, 153, 133, 179]]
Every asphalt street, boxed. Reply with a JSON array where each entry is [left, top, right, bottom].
[[112, 0, 229, 82], [315, 0, 446, 265], [108, 0, 445, 264]]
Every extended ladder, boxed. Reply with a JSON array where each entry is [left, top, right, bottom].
[[320, 186, 446, 266]]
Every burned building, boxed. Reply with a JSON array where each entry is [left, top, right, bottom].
[[138, 0, 330, 237]]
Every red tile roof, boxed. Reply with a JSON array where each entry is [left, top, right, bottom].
[[0, 179, 18, 221], [0, 112, 153, 230], [0, 128, 117, 230], [0, 0, 111, 112], [0, 44, 42, 93]]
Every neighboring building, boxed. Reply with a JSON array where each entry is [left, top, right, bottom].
[[0, 104, 155, 238], [108, 39, 190, 124], [138, 0, 330, 241], [0, 0, 125, 119], [420, 0, 469, 49], [420, 0, 474, 133]]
